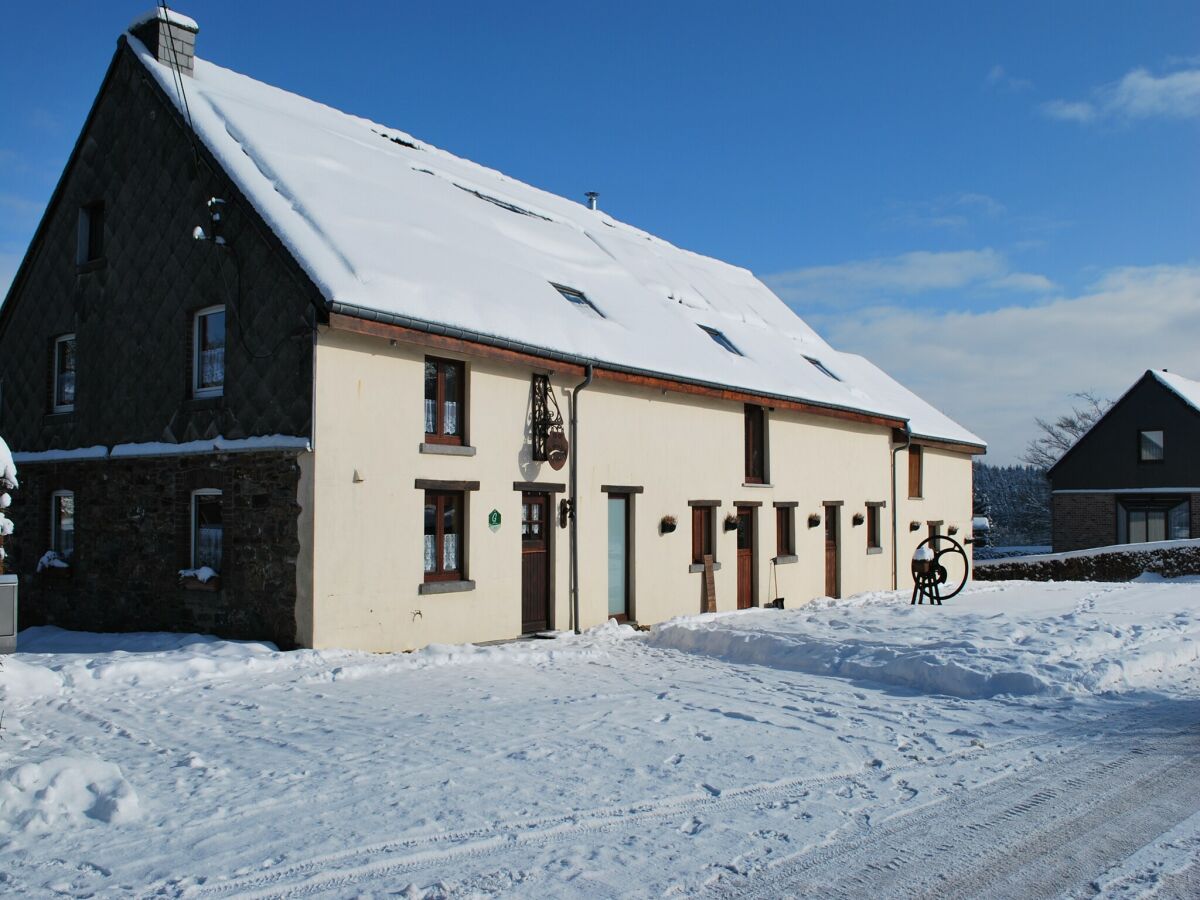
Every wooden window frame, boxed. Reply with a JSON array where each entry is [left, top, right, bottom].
[[1137, 428, 1165, 464], [190, 488, 223, 571], [423, 489, 465, 582], [52, 333, 77, 413], [50, 489, 75, 560], [775, 505, 794, 557], [866, 502, 884, 552], [908, 445, 923, 499], [192, 306, 226, 398], [744, 404, 766, 484], [77, 200, 104, 265], [691, 504, 716, 565], [424, 356, 466, 446]]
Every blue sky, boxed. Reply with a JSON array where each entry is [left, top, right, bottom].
[[1, 2, 1197, 462]]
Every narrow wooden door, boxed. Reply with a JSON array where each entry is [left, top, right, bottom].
[[736, 506, 754, 609], [824, 508, 840, 599], [521, 493, 550, 633]]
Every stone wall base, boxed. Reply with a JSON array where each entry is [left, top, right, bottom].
[[9, 450, 304, 648]]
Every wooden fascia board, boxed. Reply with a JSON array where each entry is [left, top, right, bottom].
[[327, 312, 906, 431], [910, 436, 988, 456]]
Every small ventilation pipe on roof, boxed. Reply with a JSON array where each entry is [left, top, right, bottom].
[[890, 424, 912, 590], [585, 192, 599, 211], [568, 364, 594, 634]]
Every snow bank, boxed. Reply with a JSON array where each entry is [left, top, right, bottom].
[[3, 622, 637, 704], [648, 582, 1200, 698], [0, 756, 140, 834]]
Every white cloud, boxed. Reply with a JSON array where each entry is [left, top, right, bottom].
[[1040, 99, 1097, 123], [985, 65, 1033, 92], [815, 264, 1200, 464], [767, 248, 1054, 306], [886, 192, 1006, 231], [1043, 66, 1200, 123]]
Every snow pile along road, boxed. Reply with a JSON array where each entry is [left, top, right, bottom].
[[649, 581, 1200, 698]]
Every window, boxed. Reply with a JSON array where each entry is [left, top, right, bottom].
[[1139, 429, 1164, 463], [424, 490, 463, 580], [77, 201, 104, 264], [908, 445, 923, 498], [554, 284, 605, 319], [691, 505, 715, 565], [804, 356, 841, 381], [192, 306, 226, 397], [775, 506, 794, 557], [866, 503, 883, 552], [744, 404, 766, 484], [424, 357, 465, 445], [52, 334, 77, 412], [50, 490, 75, 561], [699, 325, 742, 356], [1118, 498, 1189, 544], [191, 489, 223, 572]]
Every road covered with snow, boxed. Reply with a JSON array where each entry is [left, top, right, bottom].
[[1, 580, 1198, 898]]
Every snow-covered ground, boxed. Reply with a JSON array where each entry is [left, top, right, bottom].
[[2, 580, 1198, 898]]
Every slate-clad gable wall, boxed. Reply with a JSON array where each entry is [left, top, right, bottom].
[[0, 42, 319, 453], [1049, 376, 1200, 491]]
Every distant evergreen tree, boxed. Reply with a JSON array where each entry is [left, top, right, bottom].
[[973, 462, 1050, 547]]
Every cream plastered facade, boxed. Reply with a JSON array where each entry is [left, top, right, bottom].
[[300, 327, 976, 651]]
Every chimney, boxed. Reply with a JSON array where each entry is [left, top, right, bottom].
[[585, 191, 599, 211], [129, 7, 199, 77]]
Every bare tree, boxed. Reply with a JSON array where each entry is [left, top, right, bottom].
[[1021, 392, 1112, 470]]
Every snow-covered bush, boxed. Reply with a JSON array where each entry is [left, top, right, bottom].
[[0, 435, 17, 570]]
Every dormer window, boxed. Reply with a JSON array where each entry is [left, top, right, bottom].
[[52, 334, 77, 413], [192, 306, 225, 397], [699, 325, 742, 356], [77, 201, 104, 265], [554, 285, 604, 319], [1138, 429, 1164, 463], [805, 356, 840, 381]]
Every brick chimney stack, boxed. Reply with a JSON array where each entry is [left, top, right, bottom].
[[129, 7, 199, 77]]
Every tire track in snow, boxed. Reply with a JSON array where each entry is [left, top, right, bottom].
[[708, 713, 1200, 899], [156, 702, 1185, 898]]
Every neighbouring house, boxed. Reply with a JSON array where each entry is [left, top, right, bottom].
[[0, 9, 985, 651], [1048, 370, 1200, 552]]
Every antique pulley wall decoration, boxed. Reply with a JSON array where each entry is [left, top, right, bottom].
[[530, 374, 570, 470]]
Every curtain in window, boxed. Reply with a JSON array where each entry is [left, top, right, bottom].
[[194, 494, 223, 571]]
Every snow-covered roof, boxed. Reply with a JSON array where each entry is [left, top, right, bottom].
[[1152, 370, 1200, 416], [129, 7, 199, 32], [127, 34, 984, 449]]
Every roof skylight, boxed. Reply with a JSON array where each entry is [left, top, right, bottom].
[[554, 285, 605, 319], [805, 356, 841, 381], [699, 325, 742, 356]]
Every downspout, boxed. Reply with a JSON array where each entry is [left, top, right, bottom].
[[890, 424, 912, 590], [569, 364, 594, 634]]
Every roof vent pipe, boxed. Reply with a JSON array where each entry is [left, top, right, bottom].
[[129, 7, 199, 76], [585, 191, 599, 211]]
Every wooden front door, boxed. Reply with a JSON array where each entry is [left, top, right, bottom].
[[736, 506, 754, 609], [521, 493, 550, 633], [824, 507, 840, 599]]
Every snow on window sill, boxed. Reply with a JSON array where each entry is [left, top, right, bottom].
[[418, 579, 475, 595], [688, 562, 721, 573], [419, 443, 476, 457], [772, 555, 798, 565], [866, 547, 883, 555], [191, 388, 225, 402], [179, 567, 221, 591], [741, 482, 773, 489]]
